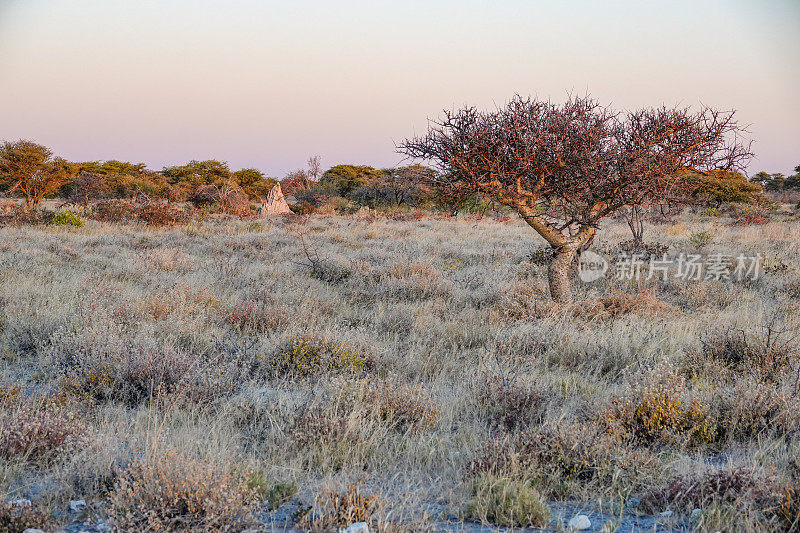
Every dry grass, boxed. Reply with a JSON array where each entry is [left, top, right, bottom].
[[0, 210, 798, 531]]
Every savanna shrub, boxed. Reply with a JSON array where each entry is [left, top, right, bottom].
[[731, 212, 770, 226], [52, 209, 84, 227], [89, 199, 135, 223], [135, 201, 191, 226], [290, 405, 351, 448], [305, 257, 352, 285], [585, 290, 673, 319], [271, 336, 370, 379], [470, 422, 630, 499], [491, 282, 553, 322], [0, 205, 55, 226], [0, 500, 51, 533], [601, 366, 715, 447], [640, 468, 787, 529], [0, 404, 85, 463], [108, 453, 256, 532], [706, 380, 800, 443], [345, 377, 439, 432], [245, 471, 297, 510], [467, 473, 550, 529], [698, 327, 796, 383], [477, 374, 543, 431], [58, 346, 235, 407], [615, 240, 670, 260], [218, 300, 287, 334], [700, 207, 722, 217]]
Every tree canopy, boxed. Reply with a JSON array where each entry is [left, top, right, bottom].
[[319, 164, 383, 196], [400, 95, 752, 301], [0, 140, 68, 208]]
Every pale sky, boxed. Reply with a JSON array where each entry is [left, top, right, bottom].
[[1, 0, 798, 177]]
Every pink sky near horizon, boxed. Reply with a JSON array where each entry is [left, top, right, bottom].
[[1, 0, 798, 177]]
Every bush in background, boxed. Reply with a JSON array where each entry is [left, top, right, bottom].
[[52, 209, 84, 227]]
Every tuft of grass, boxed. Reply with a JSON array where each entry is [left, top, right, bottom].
[[300, 480, 382, 532], [466, 473, 550, 529], [245, 471, 297, 510]]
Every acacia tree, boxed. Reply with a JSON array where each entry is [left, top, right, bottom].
[[400, 95, 751, 302], [0, 140, 68, 209]]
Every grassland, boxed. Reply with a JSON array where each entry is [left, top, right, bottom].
[[1, 209, 798, 531]]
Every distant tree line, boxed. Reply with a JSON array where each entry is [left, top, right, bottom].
[[0, 138, 796, 218], [751, 166, 800, 192], [0, 140, 438, 213]]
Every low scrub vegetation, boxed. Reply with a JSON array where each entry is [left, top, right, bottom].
[[0, 210, 798, 531], [108, 452, 257, 532]]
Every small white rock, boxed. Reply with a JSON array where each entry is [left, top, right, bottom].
[[12, 498, 32, 507], [660, 510, 673, 518], [22, 529, 44, 533], [568, 514, 591, 530], [70, 499, 87, 512], [691, 508, 702, 520], [339, 522, 370, 533]]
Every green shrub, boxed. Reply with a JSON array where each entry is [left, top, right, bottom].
[[319, 164, 382, 196], [271, 336, 370, 378], [52, 209, 84, 227], [467, 474, 550, 528], [687, 231, 713, 249], [601, 368, 715, 447]]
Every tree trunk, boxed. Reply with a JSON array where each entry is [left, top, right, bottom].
[[625, 205, 644, 245], [547, 245, 578, 303], [517, 205, 598, 303]]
